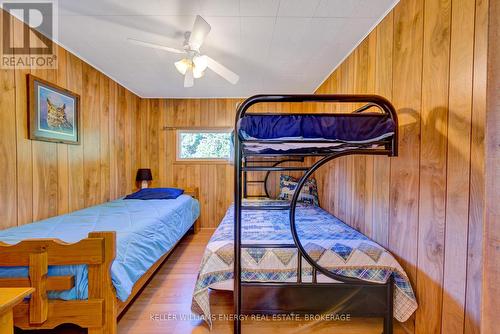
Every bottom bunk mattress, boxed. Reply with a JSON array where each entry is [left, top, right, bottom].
[[0, 194, 200, 302], [192, 200, 417, 324]]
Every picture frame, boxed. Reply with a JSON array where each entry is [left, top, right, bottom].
[[28, 74, 81, 145]]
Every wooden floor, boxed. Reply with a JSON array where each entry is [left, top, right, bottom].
[[18, 229, 394, 334], [118, 229, 389, 334]]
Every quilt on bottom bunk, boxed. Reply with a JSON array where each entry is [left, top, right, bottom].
[[0, 195, 200, 302], [191, 200, 417, 325]]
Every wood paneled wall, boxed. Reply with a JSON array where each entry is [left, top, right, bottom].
[[313, 0, 489, 333], [137, 99, 239, 228], [0, 12, 142, 229], [483, 0, 499, 331]]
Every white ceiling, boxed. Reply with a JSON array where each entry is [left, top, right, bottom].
[[54, 0, 398, 98]]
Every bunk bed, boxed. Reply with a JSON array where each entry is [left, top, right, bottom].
[[192, 95, 417, 334], [0, 189, 200, 334]]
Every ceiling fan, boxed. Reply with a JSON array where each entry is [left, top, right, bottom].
[[128, 15, 239, 88]]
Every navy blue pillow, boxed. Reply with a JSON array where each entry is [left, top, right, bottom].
[[124, 188, 184, 200]]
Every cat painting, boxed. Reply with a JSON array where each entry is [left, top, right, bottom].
[[29, 75, 80, 144]]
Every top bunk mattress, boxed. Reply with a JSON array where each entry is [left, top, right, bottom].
[[238, 114, 395, 153], [0, 194, 200, 302]]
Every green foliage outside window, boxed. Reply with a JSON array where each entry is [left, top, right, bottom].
[[179, 131, 231, 159]]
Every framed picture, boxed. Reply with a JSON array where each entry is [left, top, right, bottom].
[[28, 74, 81, 144]]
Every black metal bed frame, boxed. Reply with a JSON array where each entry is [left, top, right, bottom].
[[233, 94, 398, 334]]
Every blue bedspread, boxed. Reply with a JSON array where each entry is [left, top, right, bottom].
[[0, 195, 200, 302]]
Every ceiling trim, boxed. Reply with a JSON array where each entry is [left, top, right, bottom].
[[312, 0, 400, 94]]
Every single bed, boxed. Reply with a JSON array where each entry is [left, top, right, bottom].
[[0, 189, 200, 334], [192, 200, 417, 327]]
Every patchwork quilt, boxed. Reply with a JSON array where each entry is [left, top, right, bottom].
[[192, 200, 417, 326]]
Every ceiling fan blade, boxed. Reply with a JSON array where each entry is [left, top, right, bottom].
[[127, 38, 184, 54], [189, 15, 211, 50], [184, 67, 194, 87], [205, 56, 239, 84]]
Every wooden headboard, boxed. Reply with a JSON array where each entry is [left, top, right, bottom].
[[184, 187, 199, 200]]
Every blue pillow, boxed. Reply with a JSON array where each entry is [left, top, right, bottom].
[[124, 188, 184, 200]]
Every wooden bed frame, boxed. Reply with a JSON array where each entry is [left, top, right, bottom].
[[0, 188, 199, 334]]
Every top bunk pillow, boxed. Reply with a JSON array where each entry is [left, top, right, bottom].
[[278, 174, 319, 206], [124, 188, 184, 200]]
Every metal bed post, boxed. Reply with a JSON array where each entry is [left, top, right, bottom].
[[242, 158, 248, 198], [234, 125, 243, 334], [384, 275, 394, 334]]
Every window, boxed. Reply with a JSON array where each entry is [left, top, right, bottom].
[[177, 129, 232, 161]]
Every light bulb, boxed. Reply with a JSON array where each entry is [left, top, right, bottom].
[[174, 59, 191, 75], [193, 67, 205, 79], [193, 55, 208, 72]]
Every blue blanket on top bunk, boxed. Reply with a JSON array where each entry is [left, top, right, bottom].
[[239, 114, 395, 142], [0, 195, 200, 302]]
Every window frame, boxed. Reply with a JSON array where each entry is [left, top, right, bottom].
[[175, 127, 233, 163]]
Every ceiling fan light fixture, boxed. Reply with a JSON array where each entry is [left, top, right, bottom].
[[193, 67, 205, 79], [193, 55, 208, 72], [129, 15, 239, 88], [174, 58, 191, 75]]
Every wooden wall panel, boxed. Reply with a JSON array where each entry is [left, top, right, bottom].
[[483, 0, 500, 331], [371, 12, 393, 248], [140, 98, 240, 228], [66, 53, 85, 213], [416, 0, 451, 332], [82, 63, 101, 208], [0, 27, 17, 230], [13, 20, 33, 225], [56, 49, 69, 216], [442, 0, 475, 332], [389, 0, 423, 299], [0, 11, 142, 228], [108, 80, 118, 200], [99, 74, 111, 203], [115, 86, 130, 197], [30, 67, 59, 222], [464, 0, 489, 333]]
